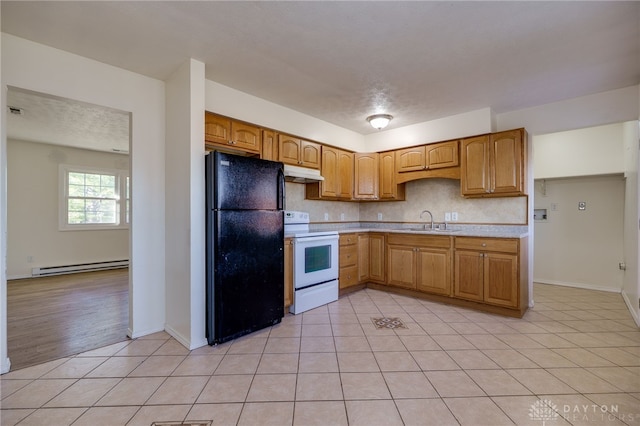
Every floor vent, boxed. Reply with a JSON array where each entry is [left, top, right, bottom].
[[31, 260, 129, 277]]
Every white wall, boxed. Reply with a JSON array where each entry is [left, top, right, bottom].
[[6, 140, 129, 278], [165, 59, 206, 350], [497, 86, 639, 135], [205, 81, 364, 152], [533, 175, 625, 292], [622, 120, 639, 325], [1, 34, 166, 373], [363, 107, 494, 152], [533, 123, 625, 179]]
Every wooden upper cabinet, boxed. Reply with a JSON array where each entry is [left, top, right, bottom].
[[261, 129, 278, 161], [278, 134, 320, 169], [353, 153, 379, 200], [379, 151, 405, 200], [427, 141, 459, 169], [491, 129, 523, 195], [338, 149, 354, 199], [204, 113, 231, 146], [396, 140, 459, 173], [306, 146, 353, 200], [204, 112, 261, 154], [396, 146, 425, 172], [460, 129, 525, 197]]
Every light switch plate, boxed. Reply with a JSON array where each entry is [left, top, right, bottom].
[[451, 212, 458, 221]]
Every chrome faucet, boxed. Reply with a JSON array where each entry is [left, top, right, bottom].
[[420, 210, 434, 230]]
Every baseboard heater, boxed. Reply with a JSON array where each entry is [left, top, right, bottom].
[[31, 259, 129, 277]]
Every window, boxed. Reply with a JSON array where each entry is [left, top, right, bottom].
[[60, 165, 129, 230]]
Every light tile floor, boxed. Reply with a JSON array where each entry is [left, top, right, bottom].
[[1, 283, 639, 425]]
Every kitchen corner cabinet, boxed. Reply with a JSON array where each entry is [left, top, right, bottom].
[[357, 233, 370, 282], [396, 140, 459, 173], [284, 237, 293, 308], [454, 237, 521, 308], [368, 233, 386, 283], [460, 129, 525, 197], [307, 146, 353, 200], [339, 234, 359, 289], [204, 112, 261, 154], [278, 134, 321, 169], [387, 234, 451, 295], [353, 153, 379, 200], [379, 151, 405, 200]]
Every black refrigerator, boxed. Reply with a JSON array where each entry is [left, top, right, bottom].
[[205, 151, 285, 345]]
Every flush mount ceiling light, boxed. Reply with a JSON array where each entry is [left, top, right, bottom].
[[366, 114, 393, 130]]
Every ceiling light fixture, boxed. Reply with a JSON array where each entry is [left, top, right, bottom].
[[366, 114, 393, 130]]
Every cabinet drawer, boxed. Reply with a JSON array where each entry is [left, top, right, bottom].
[[387, 233, 451, 249], [454, 237, 518, 253], [339, 234, 357, 246], [340, 265, 359, 287], [340, 244, 358, 267]]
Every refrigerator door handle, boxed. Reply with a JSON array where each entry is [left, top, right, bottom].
[[277, 168, 285, 211]]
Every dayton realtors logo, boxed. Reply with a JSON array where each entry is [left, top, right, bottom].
[[529, 399, 636, 424], [529, 399, 559, 425]]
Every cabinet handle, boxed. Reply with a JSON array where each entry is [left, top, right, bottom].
[[481, 243, 487, 247]]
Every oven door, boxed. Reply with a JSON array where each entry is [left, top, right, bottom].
[[293, 234, 339, 289]]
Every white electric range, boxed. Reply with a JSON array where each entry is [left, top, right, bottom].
[[284, 211, 339, 314]]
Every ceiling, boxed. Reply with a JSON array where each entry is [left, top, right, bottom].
[[2, 1, 639, 149]]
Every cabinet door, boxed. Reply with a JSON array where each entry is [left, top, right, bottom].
[[261, 130, 277, 161], [454, 250, 484, 301], [396, 146, 425, 172], [320, 146, 339, 197], [204, 113, 231, 146], [490, 130, 523, 195], [278, 135, 301, 165], [338, 150, 354, 199], [460, 135, 490, 196], [231, 122, 261, 153], [379, 151, 404, 200], [427, 140, 459, 169], [300, 140, 321, 169], [369, 234, 385, 283], [284, 238, 293, 308], [484, 252, 518, 307], [358, 233, 370, 282], [387, 245, 416, 289], [353, 153, 379, 199], [416, 248, 451, 296]]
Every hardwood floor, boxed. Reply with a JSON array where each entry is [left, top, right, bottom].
[[7, 268, 129, 371]]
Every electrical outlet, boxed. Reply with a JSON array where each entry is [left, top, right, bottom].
[[27, 255, 33, 263], [551, 203, 558, 211], [451, 212, 458, 221], [444, 212, 451, 221], [377, 213, 383, 221], [340, 213, 345, 221], [324, 213, 329, 221], [578, 201, 586, 211]]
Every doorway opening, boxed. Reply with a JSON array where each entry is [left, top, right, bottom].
[[6, 88, 131, 370]]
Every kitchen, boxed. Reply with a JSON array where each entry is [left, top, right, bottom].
[[0, 2, 639, 422]]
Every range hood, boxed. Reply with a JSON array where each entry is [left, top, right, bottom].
[[283, 164, 324, 183]]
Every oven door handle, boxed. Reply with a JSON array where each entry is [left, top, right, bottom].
[[294, 235, 338, 244]]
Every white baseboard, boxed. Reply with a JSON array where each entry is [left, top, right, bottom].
[[1, 357, 11, 375], [621, 291, 640, 327], [534, 278, 622, 293], [7, 274, 32, 281], [127, 326, 165, 340], [164, 324, 207, 350]]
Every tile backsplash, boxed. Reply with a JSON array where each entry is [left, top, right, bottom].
[[285, 178, 527, 225]]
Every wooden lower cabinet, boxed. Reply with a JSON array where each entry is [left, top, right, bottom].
[[386, 234, 451, 294], [454, 237, 521, 308], [284, 237, 293, 309], [357, 233, 370, 282], [339, 234, 359, 289], [368, 233, 386, 283]]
